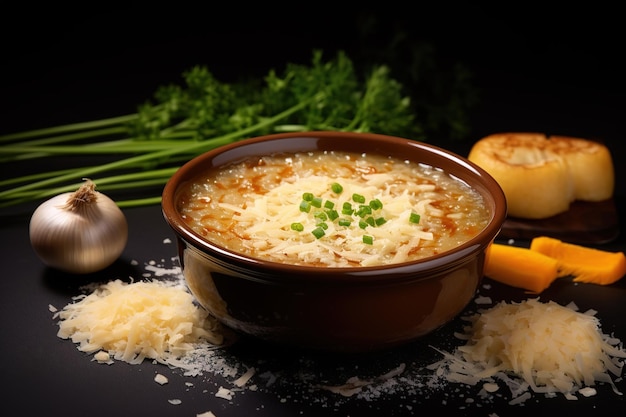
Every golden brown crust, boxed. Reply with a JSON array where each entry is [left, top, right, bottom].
[[468, 133, 614, 219]]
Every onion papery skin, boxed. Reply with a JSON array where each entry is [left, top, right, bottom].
[[29, 190, 128, 274]]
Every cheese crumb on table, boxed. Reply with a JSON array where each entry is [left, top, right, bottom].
[[154, 373, 169, 385], [215, 386, 234, 400]]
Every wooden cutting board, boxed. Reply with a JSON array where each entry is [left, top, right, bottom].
[[499, 198, 620, 245]]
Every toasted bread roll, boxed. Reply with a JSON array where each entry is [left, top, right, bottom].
[[548, 135, 615, 202], [468, 133, 614, 219]]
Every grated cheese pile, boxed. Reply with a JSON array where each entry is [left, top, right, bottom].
[[54, 279, 224, 365], [429, 298, 626, 401]]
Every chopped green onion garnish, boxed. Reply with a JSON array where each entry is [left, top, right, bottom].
[[331, 182, 343, 194], [338, 218, 351, 227], [409, 212, 421, 224], [314, 212, 328, 221], [290, 186, 391, 240], [356, 205, 372, 217], [311, 197, 323, 208], [327, 209, 339, 221], [311, 227, 325, 239], [369, 199, 383, 210], [352, 193, 366, 204], [299, 200, 311, 213]]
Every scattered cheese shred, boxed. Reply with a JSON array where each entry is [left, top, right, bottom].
[[233, 367, 256, 387], [54, 279, 224, 365], [93, 350, 112, 364], [429, 298, 626, 400], [215, 386, 234, 400], [154, 373, 169, 385], [316, 363, 406, 397]]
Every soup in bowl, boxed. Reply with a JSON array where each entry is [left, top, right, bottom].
[[161, 131, 507, 352]]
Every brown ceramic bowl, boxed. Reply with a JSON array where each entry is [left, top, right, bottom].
[[161, 131, 506, 352]]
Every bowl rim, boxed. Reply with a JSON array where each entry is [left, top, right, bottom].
[[161, 131, 507, 280]]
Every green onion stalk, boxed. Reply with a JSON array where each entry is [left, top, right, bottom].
[[0, 50, 423, 209]]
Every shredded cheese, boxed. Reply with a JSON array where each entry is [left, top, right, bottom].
[[54, 279, 224, 365], [154, 373, 169, 385], [316, 363, 406, 397], [215, 386, 234, 400], [233, 367, 256, 387], [221, 175, 437, 266], [428, 298, 626, 400], [93, 350, 112, 364]]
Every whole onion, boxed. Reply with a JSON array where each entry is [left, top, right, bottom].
[[29, 179, 128, 274]]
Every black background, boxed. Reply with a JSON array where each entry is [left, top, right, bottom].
[[1, 7, 624, 417], [2, 8, 624, 144]]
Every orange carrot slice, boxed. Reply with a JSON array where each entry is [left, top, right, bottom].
[[530, 236, 626, 285], [484, 243, 560, 293]]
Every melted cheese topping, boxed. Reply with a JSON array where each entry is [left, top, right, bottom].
[[429, 298, 626, 400], [54, 279, 223, 365]]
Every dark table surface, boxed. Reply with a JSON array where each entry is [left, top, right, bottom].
[[1, 9, 624, 417]]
